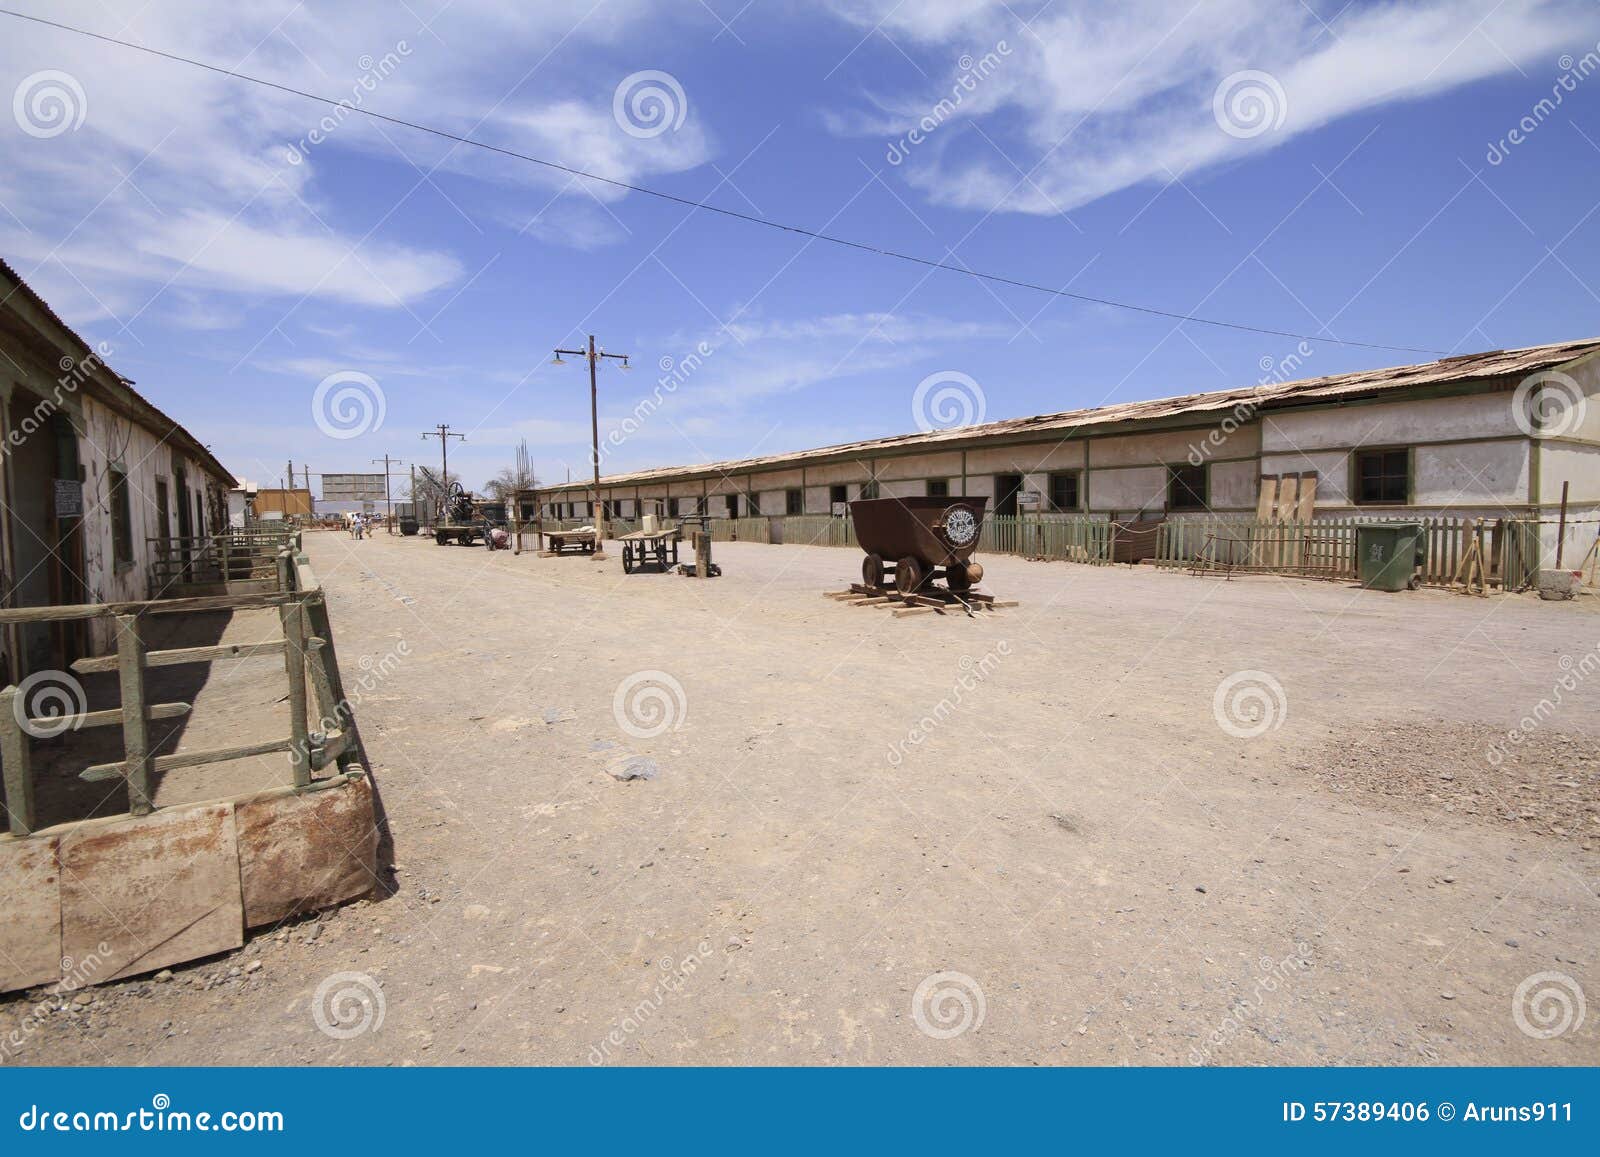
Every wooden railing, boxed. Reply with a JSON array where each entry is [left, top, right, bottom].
[[0, 547, 357, 837], [148, 527, 298, 598]]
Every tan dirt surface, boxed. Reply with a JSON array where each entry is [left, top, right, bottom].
[[7, 531, 1598, 1066]]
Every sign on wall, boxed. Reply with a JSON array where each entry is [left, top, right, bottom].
[[53, 478, 83, 517]]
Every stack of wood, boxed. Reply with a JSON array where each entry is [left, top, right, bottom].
[[823, 583, 1016, 619]]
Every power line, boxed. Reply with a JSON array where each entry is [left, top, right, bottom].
[[0, 6, 1449, 357]]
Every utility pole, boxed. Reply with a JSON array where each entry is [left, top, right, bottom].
[[371, 455, 406, 534], [552, 334, 630, 556], [421, 424, 465, 524]]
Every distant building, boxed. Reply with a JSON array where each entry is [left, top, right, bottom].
[[536, 340, 1600, 541], [0, 258, 235, 677], [321, 472, 388, 503]]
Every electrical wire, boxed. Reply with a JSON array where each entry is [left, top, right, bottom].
[[1, 6, 1450, 356]]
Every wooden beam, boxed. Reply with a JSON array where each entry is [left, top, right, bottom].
[[71, 639, 285, 675], [0, 686, 36, 836], [28, 702, 189, 732], [80, 737, 294, 782], [115, 614, 154, 815]]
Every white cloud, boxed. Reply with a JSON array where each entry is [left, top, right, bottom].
[[0, 0, 714, 326], [825, 0, 1600, 214]]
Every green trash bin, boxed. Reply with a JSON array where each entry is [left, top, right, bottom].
[[1357, 523, 1425, 591]]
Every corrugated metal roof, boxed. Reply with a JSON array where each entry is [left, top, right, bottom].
[[542, 337, 1600, 491]]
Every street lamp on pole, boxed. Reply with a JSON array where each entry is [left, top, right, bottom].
[[552, 334, 629, 557]]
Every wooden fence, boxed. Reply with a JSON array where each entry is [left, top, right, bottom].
[[0, 540, 359, 837], [148, 526, 295, 598], [1153, 515, 1542, 590]]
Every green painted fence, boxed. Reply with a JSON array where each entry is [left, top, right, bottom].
[[1154, 515, 1541, 590]]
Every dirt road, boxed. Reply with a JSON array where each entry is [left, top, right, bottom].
[[10, 531, 1597, 1066]]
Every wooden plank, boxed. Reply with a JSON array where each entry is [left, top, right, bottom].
[[58, 803, 243, 982], [282, 601, 311, 790], [28, 702, 189, 732], [1295, 473, 1318, 522], [1255, 475, 1278, 522], [72, 639, 286, 675], [115, 614, 154, 816], [0, 834, 62, 993], [0, 590, 297, 625], [892, 606, 939, 618], [0, 687, 36, 836], [80, 737, 295, 783]]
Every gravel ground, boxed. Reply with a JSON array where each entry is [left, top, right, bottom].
[[6, 531, 1597, 1067]]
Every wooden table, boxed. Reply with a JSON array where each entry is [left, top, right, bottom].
[[545, 529, 598, 556], [618, 528, 679, 573]]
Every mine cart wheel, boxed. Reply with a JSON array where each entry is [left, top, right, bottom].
[[862, 553, 885, 589], [895, 556, 924, 595], [945, 563, 972, 594], [434, 529, 449, 546], [623, 548, 635, 574]]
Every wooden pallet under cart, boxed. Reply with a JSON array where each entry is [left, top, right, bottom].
[[823, 583, 1017, 618]]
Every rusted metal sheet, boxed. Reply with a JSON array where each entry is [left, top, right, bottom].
[[0, 835, 62, 993], [58, 803, 243, 982], [236, 776, 377, 928]]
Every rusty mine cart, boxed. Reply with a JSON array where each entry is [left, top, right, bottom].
[[851, 496, 988, 595]]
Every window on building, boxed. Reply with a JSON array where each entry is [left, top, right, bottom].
[[746, 492, 760, 516], [667, 497, 680, 518], [829, 484, 848, 511], [695, 497, 708, 516], [109, 466, 133, 566], [786, 488, 803, 515], [860, 480, 880, 499], [724, 494, 739, 518], [1049, 471, 1080, 512], [1167, 463, 1207, 512], [1354, 448, 1410, 505], [926, 478, 949, 498]]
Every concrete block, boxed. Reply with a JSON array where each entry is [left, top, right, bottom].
[[1538, 570, 1577, 601]]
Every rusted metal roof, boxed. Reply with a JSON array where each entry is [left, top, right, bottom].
[[544, 337, 1600, 491]]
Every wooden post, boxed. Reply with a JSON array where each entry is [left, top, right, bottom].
[[116, 613, 155, 815], [281, 598, 311, 789], [0, 685, 36, 835], [1556, 479, 1570, 569]]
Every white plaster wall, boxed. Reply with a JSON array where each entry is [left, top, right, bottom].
[[1539, 443, 1600, 504], [1262, 392, 1518, 451], [1088, 465, 1166, 512], [874, 451, 962, 481], [1416, 441, 1529, 506], [1210, 459, 1259, 510], [805, 459, 874, 486], [1562, 353, 1600, 441], [1092, 425, 1255, 467]]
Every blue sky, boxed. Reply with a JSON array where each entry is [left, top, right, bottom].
[[3, 0, 1600, 493]]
